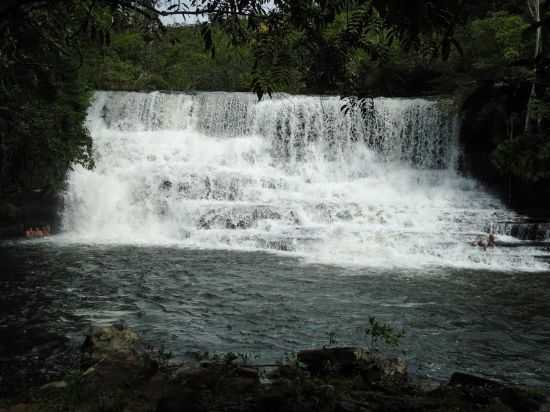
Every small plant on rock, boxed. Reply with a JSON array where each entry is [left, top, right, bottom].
[[364, 317, 404, 350], [327, 330, 338, 346]]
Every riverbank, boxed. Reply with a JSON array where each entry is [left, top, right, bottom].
[[1, 325, 548, 412]]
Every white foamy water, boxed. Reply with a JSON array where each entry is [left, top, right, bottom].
[[60, 91, 548, 271]]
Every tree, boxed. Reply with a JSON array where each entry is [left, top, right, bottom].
[[525, 0, 545, 132], [0, 0, 271, 193]]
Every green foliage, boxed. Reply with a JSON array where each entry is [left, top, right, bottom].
[[82, 24, 256, 92], [493, 135, 550, 182], [467, 12, 530, 68], [328, 331, 338, 346], [364, 317, 404, 350], [0, 1, 94, 194]]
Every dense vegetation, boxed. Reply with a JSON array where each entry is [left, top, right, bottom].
[[1, 0, 549, 208]]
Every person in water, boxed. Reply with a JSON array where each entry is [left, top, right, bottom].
[[472, 233, 496, 251], [24, 225, 51, 238]]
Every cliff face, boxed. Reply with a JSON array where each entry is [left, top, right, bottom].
[[0, 191, 61, 239]]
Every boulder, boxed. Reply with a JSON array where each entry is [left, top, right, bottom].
[[448, 372, 549, 412], [235, 366, 259, 380], [80, 324, 156, 386], [158, 362, 260, 412], [297, 347, 408, 384], [172, 364, 218, 389], [81, 324, 141, 366], [449, 372, 501, 388], [297, 347, 369, 375], [358, 353, 408, 384]]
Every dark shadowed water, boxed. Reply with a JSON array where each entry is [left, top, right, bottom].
[[2, 240, 550, 394]]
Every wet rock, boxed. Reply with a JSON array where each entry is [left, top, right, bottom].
[[4, 323, 549, 412], [297, 347, 369, 375], [490, 221, 550, 241], [160, 180, 173, 191], [360, 354, 408, 384], [198, 217, 210, 229], [259, 239, 296, 252], [235, 366, 259, 380], [80, 324, 156, 386], [81, 325, 141, 366], [336, 210, 353, 221], [172, 364, 218, 389], [297, 347, 408, 385], [198, 359, 214, 368], [449, 372, 501, 388], [252, 206, 282, 221], [198, 205, 282, 231], [448, 372, 548, 412], [197, 210, 231, 230]]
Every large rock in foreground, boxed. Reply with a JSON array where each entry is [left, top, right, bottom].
[[297, 347, 407, 384], [80, 324, 156, 386], [5, 326, 550, 412]]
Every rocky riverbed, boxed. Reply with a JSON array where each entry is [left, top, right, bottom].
[[1, 324, 548, 412]]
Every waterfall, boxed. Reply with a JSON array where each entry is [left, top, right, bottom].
[[88, 91, 458, 169], [61, 91, 546, 270]]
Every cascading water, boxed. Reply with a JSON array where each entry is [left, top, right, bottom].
[[61, 91, 548, 270]]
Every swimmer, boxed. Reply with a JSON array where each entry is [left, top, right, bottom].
[[471, 236, 485, 250], [471, 233, 496, 251], [289, 211, 301, 225]]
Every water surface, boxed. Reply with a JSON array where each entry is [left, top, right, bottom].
[[2, 241, 550, 391]]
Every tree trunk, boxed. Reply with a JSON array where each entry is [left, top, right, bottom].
[[525, 0, 543, 133]]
